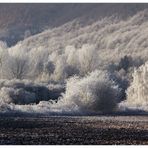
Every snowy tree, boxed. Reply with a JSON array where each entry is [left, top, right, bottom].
[[78, 44, 98, 75], [6, 56, 29, 79]]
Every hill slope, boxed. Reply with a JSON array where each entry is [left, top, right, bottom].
[[0, 3, 148, 46]]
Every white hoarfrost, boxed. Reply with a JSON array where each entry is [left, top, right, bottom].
[[50, 70, 119, 114], [120, 62, 148, 111]]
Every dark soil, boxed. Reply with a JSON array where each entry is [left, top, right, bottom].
[[0, 116, 147, 145]]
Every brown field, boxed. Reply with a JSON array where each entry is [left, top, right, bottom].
[[0, 116, 147, 145]]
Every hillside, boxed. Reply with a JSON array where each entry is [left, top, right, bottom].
[[0, 3, 147, 46]]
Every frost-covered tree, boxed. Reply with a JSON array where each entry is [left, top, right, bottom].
[[78, 44, 98, 75], [6, 56, 29, 79], [0, 41, 8, 78]]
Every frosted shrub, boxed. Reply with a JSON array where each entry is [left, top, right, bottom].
[[0, 79, 65, 105], [57, 70, 119, 113]]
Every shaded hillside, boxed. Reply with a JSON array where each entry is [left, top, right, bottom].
[[0, 3, 147, 46]]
